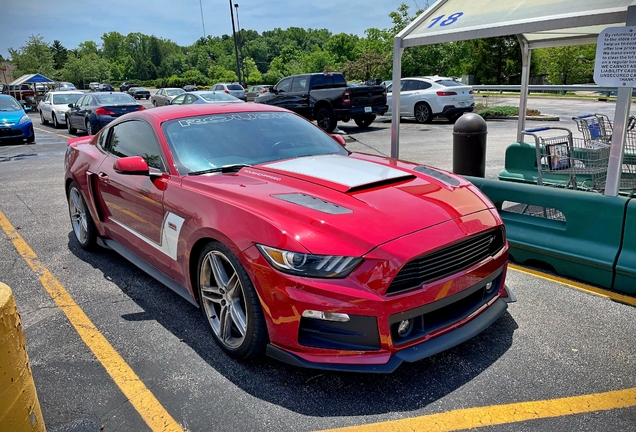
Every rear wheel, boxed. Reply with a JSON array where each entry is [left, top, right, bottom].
[[197, 241, 267, 359], [153, 100, 157, 107], [354, 115, 376, 128], [86, 120, 93, 136], [415, 102, 433, 124], [40, 111, 48, 125], [316, 107, 336, 132], [68, 182, 97, 250]]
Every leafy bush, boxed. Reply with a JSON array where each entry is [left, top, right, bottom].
[[477, 106, 541, 117]]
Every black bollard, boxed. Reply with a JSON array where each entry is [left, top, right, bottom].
[[452, 113, 488, 177]]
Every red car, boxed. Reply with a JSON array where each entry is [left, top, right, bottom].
[[64, 103, 514, 372]]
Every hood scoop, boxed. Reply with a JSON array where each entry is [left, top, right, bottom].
[[262, 155, 414, 193], [272, 193, 353, 214]]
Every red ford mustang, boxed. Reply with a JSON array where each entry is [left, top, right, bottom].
[[64, 103, 514, 373]]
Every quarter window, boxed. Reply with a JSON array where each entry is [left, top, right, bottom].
[[106, 120, 167, 172]]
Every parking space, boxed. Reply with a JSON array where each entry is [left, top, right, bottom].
[[1, 101, 635, 431]]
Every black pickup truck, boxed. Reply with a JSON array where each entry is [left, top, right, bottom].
[[254, 72, 388, 132]]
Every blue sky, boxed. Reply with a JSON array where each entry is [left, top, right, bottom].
[[1, 0, 416, 58]]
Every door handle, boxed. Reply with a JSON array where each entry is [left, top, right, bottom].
[[97, 172, 109, 183]]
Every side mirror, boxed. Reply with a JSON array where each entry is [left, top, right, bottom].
[[68, 103, 74, 108], [113, 156, 153, 176], [165, 100, 170, 105], [331, 134, 346, 147]]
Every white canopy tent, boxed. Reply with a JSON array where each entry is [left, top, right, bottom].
[[391, 0, 636, 195]]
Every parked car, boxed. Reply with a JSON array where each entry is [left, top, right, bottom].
[[0, 94, 34, 142], [64, 102, 513, 372], [255, 72, 388, 132], [2, 84, 36, 110], [65, 92, 145, 135], [210, 82, 246, 101], [151, 88, 185, 106], [55, 82, 77, 91], [168, 91, 244, 105], [183, 85, 198, 92], [119, 82, 137, 92], [89, 82, 100, 91], [96, 84, 115, 92], [386, 76, 475, 123], [127, 87, 151, 99], [37, 90, 84, 128], [245, 85, 272, 102]]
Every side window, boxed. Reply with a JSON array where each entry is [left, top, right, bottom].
[[75, 96, 86, 107], [291, 77, 307, 92], [185, 94, 197, 104], [82, 96, 93, 106], [172, 94, 186, 105], [277, 77, 292, 92], [333, 74, 346, 86], [106, 120, 167, 172], [415, 81, 432, 90]]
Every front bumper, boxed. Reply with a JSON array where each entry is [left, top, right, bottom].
[[0, 121, 34, 140], [267, 283, 514, 373]]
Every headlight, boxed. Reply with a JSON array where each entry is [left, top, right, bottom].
[[17, 115, 30, 125], [256, 245, 361, 278]]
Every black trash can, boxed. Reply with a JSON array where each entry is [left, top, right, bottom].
[[452, 113, 487, 177]]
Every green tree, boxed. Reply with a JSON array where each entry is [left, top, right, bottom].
[[342, 52, 390, 81], [8, 34, 56, 78], [465, 37, 522, 84], [50, 40, 68, 70], [325, 33, 359, 64], [101, 32, 125, 61], [61, 52, 111, 87], [534, 45, 596, 84]]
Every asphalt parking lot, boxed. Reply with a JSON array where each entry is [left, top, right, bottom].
[[0, 97, 635, 432]]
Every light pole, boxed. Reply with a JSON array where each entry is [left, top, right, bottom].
[[228, 0, 242, 84], [199, 0, 206, 38], [234, 3, 246, 84]]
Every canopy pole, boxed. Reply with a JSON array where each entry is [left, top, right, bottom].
[[390, 37, 403, 159], [516, 36, 531, 142]]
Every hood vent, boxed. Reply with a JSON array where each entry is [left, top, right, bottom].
[[414, 166, 460, 186], [273, 193, 353, 215]]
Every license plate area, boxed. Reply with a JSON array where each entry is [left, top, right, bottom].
[[364, 106, 372, 113]]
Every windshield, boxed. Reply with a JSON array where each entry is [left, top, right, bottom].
[[167, 89, 185, 96], [0, 98, 22, 111], [162, 112, 348, 175], [199, 92, 240, 102], [53, 94, 82, 105], [435, 80, 464, 87], [227, 85, 244, 90]]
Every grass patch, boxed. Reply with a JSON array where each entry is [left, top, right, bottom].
[[477, 106, 541, 117]]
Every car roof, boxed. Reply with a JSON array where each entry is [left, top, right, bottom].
[[48, 90, 85, 95], [127, 100, 289, 123]]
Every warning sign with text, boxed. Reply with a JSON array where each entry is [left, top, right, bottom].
[[594, 26, 636, 87]]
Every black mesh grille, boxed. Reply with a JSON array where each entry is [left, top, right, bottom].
[[387, 228, 504, 295]]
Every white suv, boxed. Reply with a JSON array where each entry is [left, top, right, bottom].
[[386, 76, 474, 123]]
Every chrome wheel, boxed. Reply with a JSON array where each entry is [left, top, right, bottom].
[[199, 250, 248, 350], [415, 103, 432, 123], [69, 187, 88, 245]]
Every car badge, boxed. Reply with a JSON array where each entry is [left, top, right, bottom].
[[168, 222, 177, 231]]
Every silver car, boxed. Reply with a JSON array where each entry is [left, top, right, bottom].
[[37, 91, 84, 128], [210, 83, 246, 101], [151, 88, 186, 107], [246, 85, 272, 102]]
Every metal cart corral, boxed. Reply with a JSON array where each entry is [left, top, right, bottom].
[[522, 126, 610, 191]]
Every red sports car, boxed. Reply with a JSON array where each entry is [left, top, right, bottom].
[[64, 103, 515, 372]]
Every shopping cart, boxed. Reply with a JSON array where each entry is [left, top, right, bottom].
[[521, 126, 610, 191], [571, 114, 613, 144]]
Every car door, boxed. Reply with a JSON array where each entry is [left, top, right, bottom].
[[398, 80, 420, 116], [95, 119, 173, 275], [68, 95, 85, 128], [266, 77, 293, 108], [41, 93, 52, 121], [287, 76, 310, 117], [79, 95, 95, 130], [153, 89, 164, 105]]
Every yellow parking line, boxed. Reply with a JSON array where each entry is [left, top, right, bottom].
[[0, 209, 183, 432], [508, 263, 636, 307], [321, 386, 636, 432], [33, 126, 70, 140]]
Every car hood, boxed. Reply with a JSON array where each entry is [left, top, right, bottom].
[[0, 110, 27, 124], [182, 153, 496, 256]]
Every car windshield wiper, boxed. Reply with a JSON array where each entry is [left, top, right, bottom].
[[188, 164, 252, 176]]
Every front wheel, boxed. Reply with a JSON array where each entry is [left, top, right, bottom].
[[316, 107, 336, 132], [52, 113, 60, 129], [197, 241, 267, 359], [68, 182, 97, 250], [86, 120, 93, 136], [152, 100, 157, 107], [415, 102, 433, 124], [40, 111, 48, 125], [67, 116, 77, 134], [354, 115, 376, 128]]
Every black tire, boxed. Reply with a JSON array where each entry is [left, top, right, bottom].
[[447, 112, 462, 123], [40, 110, 48, 125], [145, 95, 149, 100], [354, 115, 376, 128], [52, 113, 60, 129], [86, 120, 93, 136], [152, 100, 157, 107], [25, 133, 35, 143], [67, 181, 97, 250], [67, 116, 77, 134], [414, 102, 433, 124], [316, 107, 336, 132], [197, 241, 267, 359]]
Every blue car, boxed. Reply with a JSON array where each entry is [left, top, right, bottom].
[[65, 92, 144, 135], [0, 94, 34, 143]]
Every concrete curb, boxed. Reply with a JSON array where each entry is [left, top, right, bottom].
[[0, 282, 46, 432]]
